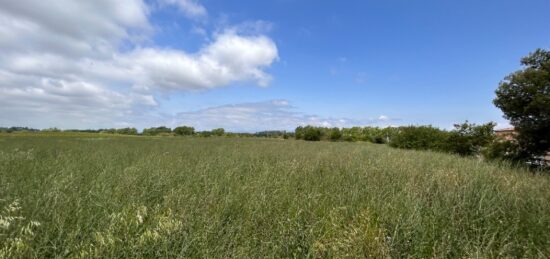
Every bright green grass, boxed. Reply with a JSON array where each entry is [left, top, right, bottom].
[[1, 135, 549, 258]]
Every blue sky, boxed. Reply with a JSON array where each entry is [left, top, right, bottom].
[[1, 0, 549, 131]]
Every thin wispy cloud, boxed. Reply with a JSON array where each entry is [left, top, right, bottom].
[[176, 100, 397, 132]]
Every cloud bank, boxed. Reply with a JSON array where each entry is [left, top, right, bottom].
[[0, 0, 279, 129], [176, 100, 396, 132]]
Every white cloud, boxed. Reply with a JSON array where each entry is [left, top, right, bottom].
[[0, 78, 157, 129], [175, 100, 395, 132], [0, 1, 279, 129], [0, 0, 151, 59], [117, 32, 277, 89], [82, 31, 278, 90], [378, 115, 389, 121]]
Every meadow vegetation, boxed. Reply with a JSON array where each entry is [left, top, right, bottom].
[[1, 134, 549, 258]]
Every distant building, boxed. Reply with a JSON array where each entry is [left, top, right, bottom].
[[494, 127, 517, 141]]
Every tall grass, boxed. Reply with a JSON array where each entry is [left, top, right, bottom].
[[1, 135, 549, 258]]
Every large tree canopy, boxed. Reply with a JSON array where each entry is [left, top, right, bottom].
[[494, 49, 550, 161]]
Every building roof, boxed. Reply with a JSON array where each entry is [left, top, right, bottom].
[[495, 127, 515, 132]]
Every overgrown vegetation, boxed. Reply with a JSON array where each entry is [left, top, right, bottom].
[[295, 126, 397, 143], [295, 122, 497, 158], [494, 48, 550, 163], [1, 135, 549, 257]]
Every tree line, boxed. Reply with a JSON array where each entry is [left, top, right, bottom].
[[0, 126, 292, 138], [295, 121, 498, 156]]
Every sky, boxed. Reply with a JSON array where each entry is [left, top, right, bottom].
[[1, 0, 549, 132]]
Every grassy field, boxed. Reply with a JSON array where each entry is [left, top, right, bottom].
[[1, 135, 549, 258]]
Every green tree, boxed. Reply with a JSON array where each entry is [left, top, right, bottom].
[[389, 126, 448, 150], [143, 126, 172, 136], [294, 126, 304, 140], [494, 49, 550, 162], [116, 128, 138, 135], [328, 127, 342, 141], [302, 126, 322, 141], [211, 128, 225, 136], [444, 121, 496, 156], [173, 126, 195, 136]]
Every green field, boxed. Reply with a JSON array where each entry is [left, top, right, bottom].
[[1, 135, 549, 258]]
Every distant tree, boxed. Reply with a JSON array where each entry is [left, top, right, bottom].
[[494, 48, 550, 162], [302, 126, 322, 141], [173, 126, 195, 136], [42, 127, 61, 132], [100, 128, 116, 134], [389, 126, 448, 150], [198, 131, 212, 137], [295, 126, 304, 140], [328, 127, 342, 141], [211, 128, 225, 136], [143, 126, 172, 136], [3, 127, 40, 133], [444, 121, 496, 156], [255, 131, 287, 138], [116, 128, 138, 135], [362, 127, 386, 143]]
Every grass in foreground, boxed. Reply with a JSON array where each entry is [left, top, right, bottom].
[[1, 135, 549, 258]]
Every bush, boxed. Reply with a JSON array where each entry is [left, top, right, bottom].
[[211, 128, 225, 136], [295, 126, 305, 140], [482, 140, 521, 162], [198, 131, 212, 137], [296, 126, 323, 141], [173, 126, 195, 136], [116, 128, 138, 135], [389, 126, 448, 150], [143, 126, 172, 136], [329, 128, 342, 141], [443, 122, 496, 156]]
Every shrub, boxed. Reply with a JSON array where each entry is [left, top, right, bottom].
[[328, 128, 342, 141], [173, 126, 195, 136], [211, 128, 225, 136], [389, 126, 448, 150], [198, 131, 212, 137], [116, 128, 138, 135], [302, 126, 322, 141], [143, 126, 172, 136], [295, 126, 305, 140], [443, 122, 496, 156], [482, 139, 521, 162]]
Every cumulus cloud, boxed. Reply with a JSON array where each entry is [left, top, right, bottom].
[[175, 100, 395, 132], [0, 77, 157, 129], [0, 0, 279, 129], [0, 0, 151, 59], [97, 32, 278, 90]]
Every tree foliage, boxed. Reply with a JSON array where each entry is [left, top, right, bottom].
[[143, 126, 172, 136], [389, 126, 447, 151], [211, 128, 225, 136], [115, 128, 138, 135], [444, 121, 496, 156], [494, 48, 550, 161], [173, 126, 195, 136]]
